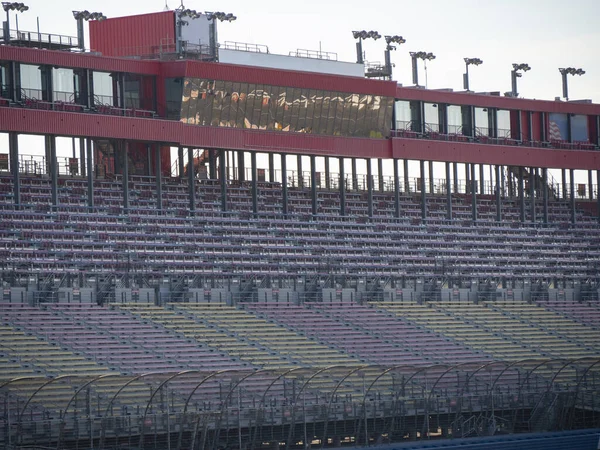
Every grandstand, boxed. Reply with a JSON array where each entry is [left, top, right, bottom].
[[1, 4, 600, 450]]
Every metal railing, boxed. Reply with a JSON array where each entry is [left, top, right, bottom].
[[222, 41, 269, 53], [5, 28, 79, 49], [289, 48, 338, 61]]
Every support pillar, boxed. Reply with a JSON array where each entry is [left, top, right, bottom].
[[518, 166, 525, 222], [495, 165, 502, 222], [453, 162, 458, 194], [471, 163, 477, 222], [420, 160, 426, 221], [79, 137, 86, 177], [542, 168, 549, 225], [220, 149, 227, 212], [178, 146, 185, 179], [209, 149, 217, 180], [588, 170, 594, 201], [465, 163, 471, 194], [324, 157, 331, 190], [281, 154, 288, 215], [428, 161, 434, 195], [597, 170, 600, 224], [121, 141, 129, 212], [570, 168, 576, 224], [445, 161, 452, 221], [297, 155, 303, 188], [403, 159, 410, 193], [311, 155, 317, 217], [251, 151, 258, 215], [561, 168, 567, 200], [188, 147, 195, 214], [529, 167, 536, 223], [238, 150, 245, 182], [366, 158, 373, 218], [339, 157, 346, 216], [86, 138, 94, 209], [46, 135, 58, 209], [9, 132, 20, 208], [351, 158, 358, 191], [155, 144, 162, 212], [378, 158, 384, 192], [268, 153, 275, 183], [479, 164, 484, 195], [394, 158, 400, 219]]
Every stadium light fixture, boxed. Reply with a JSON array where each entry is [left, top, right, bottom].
[[382, 35, 406, 80], [206, 11, 237, 22], [463, 57, 483, 91], [204, 11, 237, 62], [73, 10, 106, 51], [2, 2, 28, 44], [352, 30, 381, 64], [510, 63, 531, 97], [559, 67, 585, 101], [410, 51, 436, 87]]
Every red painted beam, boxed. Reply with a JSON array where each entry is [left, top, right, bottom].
[[392, 137, 600, 170]]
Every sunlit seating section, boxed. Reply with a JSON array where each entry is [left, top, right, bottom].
[[537, 299, 600, 328], [176, 303, 359, 367]]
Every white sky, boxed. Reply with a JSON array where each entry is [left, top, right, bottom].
[[12, 0, 600, 102]]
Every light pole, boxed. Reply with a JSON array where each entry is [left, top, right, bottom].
[[384, 35, 406, 80], [410, 51, 435, 87], [463, 57, 483, 91], [352, 30, 381, 64], [510, 63, 531, 97], [2, 2, 28, 44], [559, 67, 585, 101], [72, 10, 106, 51], [205, 11, 237, 61]]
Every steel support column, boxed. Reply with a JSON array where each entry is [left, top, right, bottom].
[[311, 155, 317, 217], [188, 148, 195, 214], [588, 170, 593, 201], [281, 154, 288, 215], [428, 161, 434, 195], [445, 161, 452, 221], [155, 144, 162, 212], [178, 146, 185, 179], [570, 168, 576, 224], [471, 163, 477, 222], [542, 168, 549, 225], [220, 149, 227, 212], [8, 132, 20, 208], [297, 154, 303, 188], [378, 158, 384, 192], [366, 158, 373, 218], [479, 164, 485, 195], [209, 149, 217, 180], [394, 158, 400, 219], [339, 157, 346, 216], [79, 137, 86, 177], [420, 160, 426, 221], [529, 167, 536, 223], [518, 166, 525, 222], [404, 159, 410, 193], [47, 135, 58, 209], [268, 153, 275, 183], [495, 165, 502, 222], [121, 141, 129, 212], [562, 168, 567, 200], [86, 138, 94, 209], [351, 158, 358, 191], [324, 157, 330, 190], [465, 163, 470, 194], [238, 150, 245, 182], [251, 151, 258, 215], [453, 162, 458, 194]]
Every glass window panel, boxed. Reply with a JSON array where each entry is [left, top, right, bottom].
[[324, 91, 337, 135], [266, 85, 279, 131], [394, 100, 411, 130], [228, 82, 241, 128], [474, 107, 489, 136], [207, 80, 224, 126], [235, 83, 248, 128], [315, 90, 328, 135], [258, 85, 272, 130], [281, 87, 293, 132], [339, 93, 354, 136], [353, 94, 369, 136], [250, 85, 265, 129], [304, 89, 317, 133], [571, 115, 589, 142], [497, 109, 511, 137], [92, 71, 112, 105], [218, 81, 233, 126], [123, 74, 140, 109], [288, 88, 302, 132], [52, 68, 74, 102], [242, 83, 256, 129], [274, 87, 287, 131], [447, 104, 462, 134], [296, 89, 310, 133], [423, 103, 439, 132]]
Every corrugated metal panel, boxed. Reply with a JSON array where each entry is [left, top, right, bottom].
[[184, 61, 397, 97], [397, 86, 600, 116], [391, 137, 600, 170], [0, 46, 160, 75], [89, 11, 175, 58]]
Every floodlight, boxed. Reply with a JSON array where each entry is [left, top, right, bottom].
[[559, 67, 585, 100]]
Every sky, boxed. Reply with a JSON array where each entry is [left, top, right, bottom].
[[11, 0, 600, 102]]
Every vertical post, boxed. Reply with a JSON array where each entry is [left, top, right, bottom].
[[339, 157, 346, 217], [495, 165, 502, 222], [281, 154, 288, 216], [378, 158, 384, 192], [155, 144, 162, 212], [445, 161, 452, 221], [394, 158, 400, 219], [366, 158, 373, 218], [122, 141, 129, 212], [310, 155, 317, 217], [268, 153, 275, 183], [479, 164, 485, 195], [220, 149, 227, 212], [86, 138, 94, 209], [588, 170, 593, 201], [251, 151, 258, 216], [542, 168, 549, 225], [597, 170, 600, 224], [428, 161, 434, 195], [178, 146, 185, 179], [529, 167, 536, 223], [238, 150, 245, 182], [471, 163, 477, 222], [518, 166, 525, 222], [324, 157, 331, 190], [403, 159, 410, 193], [570, 168, 576, 224], [47, 135, 58, 209], [297, 154, 303, 188], [9, 132, 20, 208], [351, 158, 358, 191], [561, 168, 567, 200], [209, 149, 217, 180], [420, 160, 426, 221], [79, 137, 86, 176], [465, 163, 470, 194], [453, 162, 458, 194], [188, 147, 195, 214]]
